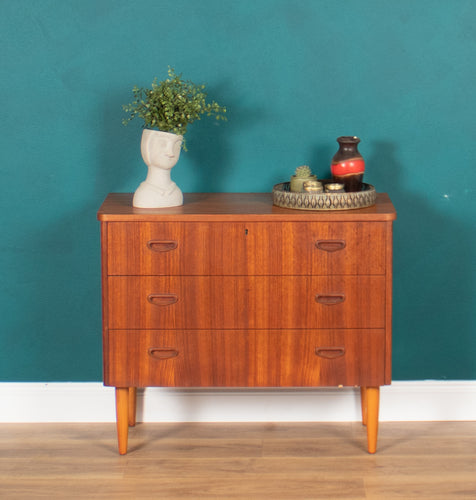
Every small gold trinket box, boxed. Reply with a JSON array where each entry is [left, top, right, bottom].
[[325, 183, 345, 193], [303, 180, 323, 193]]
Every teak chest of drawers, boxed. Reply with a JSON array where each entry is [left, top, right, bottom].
[[97, 192, 396, 454]]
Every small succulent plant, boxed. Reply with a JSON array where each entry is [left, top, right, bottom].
[[290, 165, 317, 192], [294, 165, 312, 178]]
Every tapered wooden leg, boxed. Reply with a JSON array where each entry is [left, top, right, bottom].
[[366, 386, 380, 454], [128, 387, 137, 427], [115, 387, 129, 455], [360, 387, 368, 426]]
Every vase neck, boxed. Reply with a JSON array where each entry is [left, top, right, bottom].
[[339, 143, 360, 154], [145, 165, 174, 189], [336, 137, 362, 159]]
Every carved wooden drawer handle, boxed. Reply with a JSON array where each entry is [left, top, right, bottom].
[[315, 294, 345, 305], [148, 348, 179, 360], [147, 294, 178, 306], [315, 347, 346, 359], [147, 240, 178, 252], [315, 240, 346, 252]]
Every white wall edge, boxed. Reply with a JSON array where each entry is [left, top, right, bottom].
[[0, 381, 475, 423]]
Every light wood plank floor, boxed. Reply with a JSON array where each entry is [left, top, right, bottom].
[[0, 422, 475, 499]]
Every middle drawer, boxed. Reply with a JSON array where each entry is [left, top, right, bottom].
[[108, 275, 385, 329]]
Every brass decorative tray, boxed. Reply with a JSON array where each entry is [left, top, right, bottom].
[[272, 182, 377, 211]]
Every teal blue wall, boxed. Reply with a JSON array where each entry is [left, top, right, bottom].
[[1, 0, 475, 381]]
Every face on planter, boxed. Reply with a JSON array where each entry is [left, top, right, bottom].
[[142, 131, 183, 170]]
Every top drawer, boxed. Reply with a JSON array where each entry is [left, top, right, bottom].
[[106, 221, 386, 276]]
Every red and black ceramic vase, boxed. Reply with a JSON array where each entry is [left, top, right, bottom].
[[331, 136, 365, 192]]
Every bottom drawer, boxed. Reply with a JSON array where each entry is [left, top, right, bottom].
[[105, 330, 386, 387]]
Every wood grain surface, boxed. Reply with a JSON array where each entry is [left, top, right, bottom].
[[97, 192, 397, 222], [107, 275, 386, 330], [105, 329, 386, 387], [106, 220, 387, 276], [0, 422, 474, 499]]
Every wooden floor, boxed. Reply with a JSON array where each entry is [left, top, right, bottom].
[[0, 422, 475, 499]]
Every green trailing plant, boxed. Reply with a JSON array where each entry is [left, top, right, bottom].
[[294, 165, 312, 178], [122, 67, 227, 150]]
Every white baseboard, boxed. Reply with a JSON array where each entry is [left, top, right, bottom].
[[1, 381, 475, 423]]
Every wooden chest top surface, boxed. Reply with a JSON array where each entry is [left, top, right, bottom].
[[97, 192, 396, 222]]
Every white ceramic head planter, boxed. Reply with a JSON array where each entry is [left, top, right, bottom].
[[132, 129, 184, 208]]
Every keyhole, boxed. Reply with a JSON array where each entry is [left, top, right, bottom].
[[245, 228, 248, 235]]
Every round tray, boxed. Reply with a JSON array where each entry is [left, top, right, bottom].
[[272, 182, 377, 211]]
